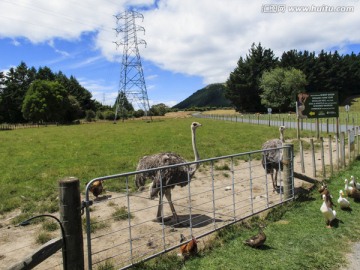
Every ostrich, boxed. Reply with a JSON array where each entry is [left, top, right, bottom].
[[262, 126, 286, 192], [135, 122, 202, 223]]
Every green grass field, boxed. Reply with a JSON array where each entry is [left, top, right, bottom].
[[0, 118, 308, 217], [2, 116, 360, 270]]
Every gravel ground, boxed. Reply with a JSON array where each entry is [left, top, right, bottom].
[[341, 242, 360, 270]]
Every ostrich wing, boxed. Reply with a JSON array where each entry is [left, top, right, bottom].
[[262, 139, 283, 171], [150, 153, 192, 198], [135, 152, 188, 190], [135, 154, 164, 188]]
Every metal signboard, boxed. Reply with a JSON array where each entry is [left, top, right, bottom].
[[296, 92, 339, 119]]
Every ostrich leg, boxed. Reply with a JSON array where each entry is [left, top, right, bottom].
[[270, 170, 278, 192], [164, 188, 179, 224], [155, 190, 177, 223], [156, 193, 164, 222]]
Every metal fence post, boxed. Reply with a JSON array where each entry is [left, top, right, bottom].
[[59, 177, 84, 270], [283, 143, 293, 199]]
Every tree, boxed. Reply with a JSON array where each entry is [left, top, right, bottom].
[[22, 80, 70, 123], [36, 66, 55, 81], [226, 43, 278, 112], [260, 67, 307, 112], [0, 62, 36, 123], [150, 103, 169, 116], [114, 91, 134, 120]]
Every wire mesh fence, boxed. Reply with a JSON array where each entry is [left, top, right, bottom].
[[84, 146, 294, 270]]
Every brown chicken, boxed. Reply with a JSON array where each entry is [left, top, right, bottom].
[[89, 180, 104, 198], [179, 234, 198, 259]]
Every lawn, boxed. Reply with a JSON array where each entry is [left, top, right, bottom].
[[0, 118, 306, 217], [1, 116, 360, 269]]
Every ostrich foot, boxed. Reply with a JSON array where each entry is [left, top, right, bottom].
[[154, 216, 172, 223]]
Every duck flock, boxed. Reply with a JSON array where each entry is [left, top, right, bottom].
[[320, 175, 360, 228]]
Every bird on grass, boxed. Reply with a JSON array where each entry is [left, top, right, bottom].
[[345, 179, 360, 202], [349, 175, 360, 190], [337, 190, 351, 210], [320, 194, 336, 228], [318, 182, 335, 208], [244, 224, 267, 248], [344, 178, 354, 197], [179, 234, 198, 260]]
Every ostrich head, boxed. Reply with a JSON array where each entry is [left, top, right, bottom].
[[191, 122, 202, 131]]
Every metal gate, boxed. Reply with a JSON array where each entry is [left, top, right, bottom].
[[83, 146, 294, 269]]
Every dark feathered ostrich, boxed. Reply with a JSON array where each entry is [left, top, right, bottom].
[[135, 122, 202, 223], [262, 126, 286, 192]]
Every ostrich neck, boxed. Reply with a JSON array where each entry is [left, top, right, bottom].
[[192, 129, 200, 162], [190, 128, 200, 174], [280, 131, 284, 143]]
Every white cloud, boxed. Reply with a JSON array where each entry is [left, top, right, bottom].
[[69, 55, 104, 69], [78, 77, 118, 105], [1, 0, 360, 86]]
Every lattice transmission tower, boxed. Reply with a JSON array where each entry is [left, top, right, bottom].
[[114, 10, 151, 121]]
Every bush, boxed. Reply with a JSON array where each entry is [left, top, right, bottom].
[[103, 110, 116, 121], [85, 110, 96, 122], [96, 111, 104, 120]]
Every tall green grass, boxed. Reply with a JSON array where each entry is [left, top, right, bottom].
[[0, 118, 308, 215]]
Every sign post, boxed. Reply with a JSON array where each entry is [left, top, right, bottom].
[[267, 108, 272, 126], [296, 92, 339, 138], [345, 105, 350, 131]]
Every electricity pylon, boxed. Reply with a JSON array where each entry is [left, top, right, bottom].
[[114, 10, 152, 121]]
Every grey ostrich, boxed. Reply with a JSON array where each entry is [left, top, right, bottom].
[[135, 122, 202, 223], [261, 126, 286, 192]]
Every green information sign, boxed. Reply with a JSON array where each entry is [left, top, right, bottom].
[[296, 92, 339, 119]]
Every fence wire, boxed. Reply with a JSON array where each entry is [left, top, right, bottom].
[[84, 146, 294, 270]]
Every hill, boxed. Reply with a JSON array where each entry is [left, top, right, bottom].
[[172, 83, 232, 109]]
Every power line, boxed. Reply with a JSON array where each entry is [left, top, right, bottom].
[[114, 10, 152, 121]]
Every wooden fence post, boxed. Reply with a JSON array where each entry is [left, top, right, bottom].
[[355, 127, 359, 156], [320, 137, 325, 177], [299, 140, 305, 173], [340, 132, 346, 168], [283, 143, 294, 199], [336, 135, 340, 170], [59, 177, 84, 270], [310, 139, 316, 178], [328, 135, 333, 175]]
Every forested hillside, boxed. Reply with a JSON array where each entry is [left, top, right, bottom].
[[173, 83, 231, 109]]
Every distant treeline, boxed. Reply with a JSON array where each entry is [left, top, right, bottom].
[[0, 62, 105, 124], [225, 43, 360, 112], [0, 62, 173, 124]]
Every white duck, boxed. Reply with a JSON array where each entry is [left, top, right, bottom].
[[349, 175, 360, 190], [344, 178, 354, 196], [320, 194, 336, 228], [337, 190, 351, 210]]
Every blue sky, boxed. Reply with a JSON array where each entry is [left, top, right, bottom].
[[1, 0, 360, 107]]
